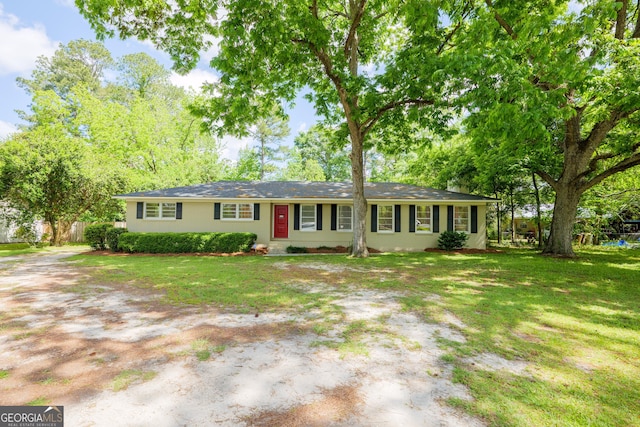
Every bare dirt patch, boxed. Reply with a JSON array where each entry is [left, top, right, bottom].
[[1, 249, 488, 426], [243, 384, 362, 427]]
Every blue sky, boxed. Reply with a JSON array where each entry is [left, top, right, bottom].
[[0, 0, 316, 160]]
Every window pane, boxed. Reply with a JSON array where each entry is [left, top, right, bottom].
[[378, 205, 393, 232], [454, 206, 469, 232], [416, 205, 431, 232], [301, 205, 316, 230], [145, 203, 159, 218], [161, 203, 176, 219], [238, 203, 253, 219], [338, 205, 352, 231], [222, 203, 236, 219]]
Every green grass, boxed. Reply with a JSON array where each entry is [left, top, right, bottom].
[[0, 370, 9, 379], [111, 369, 157, 392], [70, 247, 640, 427], [0, 244, 37, 257], [26, 397, 49, 406]]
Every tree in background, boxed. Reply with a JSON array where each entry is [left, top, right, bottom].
[[76, 0, 467, 257], [0, 123, 123, 245], [455, 1, 640, 256], [293, 125, 350, 181], [248, 108, 290, 181], [2, 41, 229, 244], [226, 147, 262, 181], [274, 147, 326, 181], [16, 39, 113, 101]]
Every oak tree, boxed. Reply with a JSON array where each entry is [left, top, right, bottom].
[[76, 0, 463, 256]]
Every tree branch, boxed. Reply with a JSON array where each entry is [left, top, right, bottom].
[[344, 0, 367, 62], [582, 109, 633, 152], [615, 0, 628, 39], [485, 0, 517, 39], [437, 1, 473, 55], [536, 169, 559, 191], [634, 0, 640, 38], [361, 98, 434, 137], [582, 151, 640, 192]]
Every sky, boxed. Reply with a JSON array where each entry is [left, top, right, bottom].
[[0, 0, 317, 160]]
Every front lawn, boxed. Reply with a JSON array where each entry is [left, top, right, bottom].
[[72, 248, 640, 427]]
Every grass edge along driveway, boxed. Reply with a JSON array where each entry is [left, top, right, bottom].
[[69, 247, 640, 427]]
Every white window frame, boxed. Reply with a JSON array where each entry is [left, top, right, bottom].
[[416, 205, 432, 233], [337, 205, 353, 232], [144, 202, 176, 220], [454, 205, 470, 233], [221, 203, 253, 221], [377, 205, 394, 233], [300, 204, 317, 231]]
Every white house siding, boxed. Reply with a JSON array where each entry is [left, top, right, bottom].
[[271, 203, 487, 252], [125, 201, 487, 253], [125, 201, 272, 246]]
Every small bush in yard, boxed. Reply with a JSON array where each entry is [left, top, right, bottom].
[[105, 227, 128, 252], [437, 230, 468, 251], [286, 246, 308, 253], [84, 223, 114, 250], [117, 232, 257, 254]]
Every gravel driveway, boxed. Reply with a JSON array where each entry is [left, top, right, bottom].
[[0, 248, 487, 426]]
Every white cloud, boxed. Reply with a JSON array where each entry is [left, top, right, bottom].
[[296, 122, 307, 133], [0, 5, 58, 75], [200, 34, 222, 63], [54, 0, 76, 8], [0, 120, 18, 139], [221, 136, 252, 161], [170, 68, 218, 92]]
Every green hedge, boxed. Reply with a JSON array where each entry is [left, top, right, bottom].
[[84, 223, 114, 250], [105, 227, 128, 252], [118, 232, 257, 254], [437, 230, 469, 251]]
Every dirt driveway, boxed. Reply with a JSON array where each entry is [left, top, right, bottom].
[[0, 249, 487, 426]]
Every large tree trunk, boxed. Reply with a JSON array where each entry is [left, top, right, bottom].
[[532, 172, 543, 248], [543, 183, 582, 256], [350, 131, 369, 258]]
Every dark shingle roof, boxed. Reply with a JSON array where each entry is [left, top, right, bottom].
[[115, 181, 496, 202]]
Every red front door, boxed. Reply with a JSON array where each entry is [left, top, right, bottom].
[[274, 205, 289, 238]]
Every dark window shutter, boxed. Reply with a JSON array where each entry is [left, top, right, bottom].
[[176, 202, 183, 220], [136, 202, 144, 219], [254, 203, 260, 220], [433, 205, 440, 233], [316, 204, 323, 230], [394, 205, 401, 233], [447, 205, 454, 232], [409, 205, 416, 233], [371, 204, 378, 232], [330, 204, 337, 231], [294, 204, 300, 230], [471, 205, 478, 233], [214, 203, 221, 220]]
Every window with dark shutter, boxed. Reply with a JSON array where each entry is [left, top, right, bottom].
[[330, 204, 337, 230], [433, 205, 440, 233], [371, 205, 378, 232], [214, 203, 221, 220], [293, 204, 300, 230], [471, 206, 478, 233], [136, 202, 143, 219], [447, 205, 454, 232], [394, 205, 401, 232], [316, 204, 323, 230], [254, 203, 260, 220], [176, 202, 183, 220], [409, 205, 416, 233]]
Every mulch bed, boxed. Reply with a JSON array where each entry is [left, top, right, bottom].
[[423, 248, 503, 254], [82, 250, 263, 257]]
